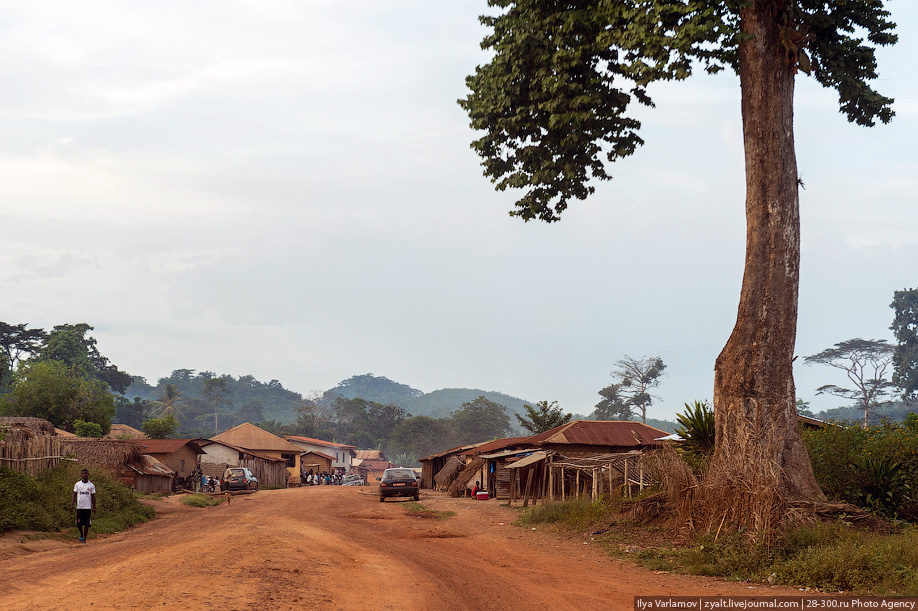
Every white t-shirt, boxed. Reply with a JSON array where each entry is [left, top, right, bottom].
[[74, 480, 96, 509]]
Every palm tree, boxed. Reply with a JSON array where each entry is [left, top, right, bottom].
[[151, 383, 185, 420]]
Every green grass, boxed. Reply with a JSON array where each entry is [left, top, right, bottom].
[[180, 494, 224, 508], [402, 501, 456, 520], [0, 463, 155, 538], [516, 496, 918, 595]]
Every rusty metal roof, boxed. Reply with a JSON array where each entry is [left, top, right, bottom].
[[460, 437, 531, 456], [525, 420, 667, 448], [138, 439, 206, 455], [129, 454, 175, 477], [285, 435, 355, 449]]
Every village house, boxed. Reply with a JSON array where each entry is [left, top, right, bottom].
[[355, 458, 393, 485], [105, 424, 147, 440], [196, 438, 289, 488], [299, 450, 335, 477], [213, 423, 303, 483], [285, 436, 356, 474], [137, 438, 205, 481]]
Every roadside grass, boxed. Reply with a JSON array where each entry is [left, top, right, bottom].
[[516, 496, 918, 595], [402, 501, 456, 520], [0, 463, 155, 539], [180, 494, 225, 508]]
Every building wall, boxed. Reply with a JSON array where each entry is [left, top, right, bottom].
[[148, 446, 200, 478], [287, 440, 352, 473]]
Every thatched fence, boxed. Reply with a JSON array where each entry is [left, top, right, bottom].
[[447, 457, 486, 497], [61, 438, 145, 474], [0, 417, 64, 477]]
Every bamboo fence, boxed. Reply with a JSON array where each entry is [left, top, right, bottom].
[[0, 417, 64, 477]]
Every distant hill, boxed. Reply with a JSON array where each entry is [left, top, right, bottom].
[[319, 374, 424, 407], [401, 388, 535, 420]]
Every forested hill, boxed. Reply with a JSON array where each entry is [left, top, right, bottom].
[[319, 374, 534, 419]]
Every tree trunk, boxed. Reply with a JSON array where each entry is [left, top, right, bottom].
[[707, 0, 825, 527]]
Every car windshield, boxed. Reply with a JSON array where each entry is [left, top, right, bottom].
[[228, 469, 245, 477], [384, 470, 415, 479]]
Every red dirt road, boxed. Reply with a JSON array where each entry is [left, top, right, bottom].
[[0, 486, 801, 610]]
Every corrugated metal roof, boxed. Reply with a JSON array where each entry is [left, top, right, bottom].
[[196, 438, 286, 462], [129, 454, 175, 477], [525, 420, 667, 448], [418, 442, 485, 462], [301, 450, 335, 461], [213, 423, 302, 453], [504, 451, 549, 469], [138, 439, 206, 455], [285, 436, 355, 449], [460, 437, 530, 456], [358, 459, 392, 471]]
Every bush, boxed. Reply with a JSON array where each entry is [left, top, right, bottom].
[[0, 463, 155, 535], [517, 497, 613, 531], [803, 418, 918, 520]]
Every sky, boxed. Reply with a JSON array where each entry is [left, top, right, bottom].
[[1, 2, 916, 421]]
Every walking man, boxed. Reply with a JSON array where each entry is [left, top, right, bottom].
[[71, 469, 96, 544]]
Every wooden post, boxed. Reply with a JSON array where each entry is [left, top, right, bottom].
[[575, 470, 580, 498], [548, 465, 554, 501], [561, 467, 565, 501], [608, 462, 613, 496], [624, 458, 630, 499], [592, 467, 599, 500], [639, 462, 644, 492], [522, 468, 535, 508]]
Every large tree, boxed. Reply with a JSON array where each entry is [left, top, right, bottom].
[[611, 356, 666, 423], [0, 322, 45, 384], [516, 400, 573, 433], [804, 338, 895, 428], [36, 323, 132, 394], [461, 0, 895, 526], [890, 288, 918, 399], [450, 396, 512, 444]]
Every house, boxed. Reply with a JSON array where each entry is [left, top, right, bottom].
[[284, 436, 356, 474], [196, 438, 289, 488], [525, 420, 667, 455], [137, 439, 205, 480], [300, 450, 335, 477], [355, 449, 386, 461], [458, 437, 534, 500], [213, 423, 302, 481]]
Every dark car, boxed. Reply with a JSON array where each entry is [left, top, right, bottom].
[[223, 467, 258, 491], [378, 468, 419, 502]]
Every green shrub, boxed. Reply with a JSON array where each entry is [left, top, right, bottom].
[[0, 463, 155, 535], [803, 419, 918, 520]]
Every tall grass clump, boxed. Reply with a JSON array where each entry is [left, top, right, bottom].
[[0, 463, 155, 535], [517, 497, 613, 531], [180, 494, 224, 508]]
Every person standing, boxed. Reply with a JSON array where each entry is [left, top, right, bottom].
[[71, 469, 96, 544]]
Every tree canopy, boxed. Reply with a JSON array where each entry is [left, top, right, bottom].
[[460, 0, 895, 220], [515, 400, 572, 434]]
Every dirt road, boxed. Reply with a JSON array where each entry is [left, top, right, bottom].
[[0, 486, 801, 610]]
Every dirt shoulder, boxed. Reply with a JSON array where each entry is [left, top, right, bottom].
[[0, 487, 803, 610]]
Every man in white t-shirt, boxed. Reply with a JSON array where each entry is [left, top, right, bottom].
[[71, 469, 96, 544]]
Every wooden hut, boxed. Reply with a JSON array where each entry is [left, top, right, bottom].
[[122, 455, 175, 494], [196, 438, 290, 488], [418, 442, 483, 490], [0, 417, 63, 477]]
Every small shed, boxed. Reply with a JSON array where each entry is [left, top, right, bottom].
[[358, 459, 393, 484], [418, 442, 483, 489], [106, 424, 147, 440], [123, 455, 175, 494]]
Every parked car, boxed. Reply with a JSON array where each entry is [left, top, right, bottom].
[[342, 474, 364, 486], [223, 467, 258, 491], [378, 468, 419, 502]]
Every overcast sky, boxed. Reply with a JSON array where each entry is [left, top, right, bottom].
[[2, 2, 916, 421]]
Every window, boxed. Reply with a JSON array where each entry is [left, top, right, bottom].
[[281, 453, 296, 468]]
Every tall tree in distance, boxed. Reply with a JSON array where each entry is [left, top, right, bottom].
[[461, 0, 896, 529], [890, 289, 918, 400], [516, 400, 572, 434], [612, 356, 666, 423], [0, 322, 45, 385], [804, 339, 895, 428], [202, 377, 231, 435], [450, 396, 512, 444]]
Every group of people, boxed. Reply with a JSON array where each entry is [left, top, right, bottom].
[[303, 470, 343, 485]]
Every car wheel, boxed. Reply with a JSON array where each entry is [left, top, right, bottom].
[[379, 496, 385, 503], [413, 493, 419, 501]]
